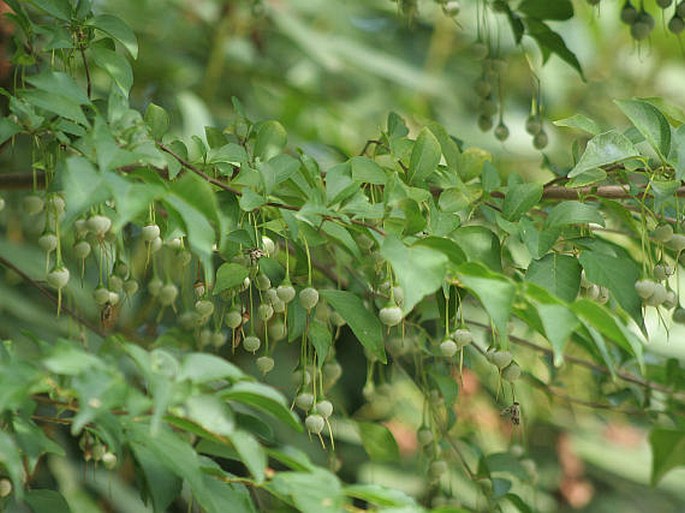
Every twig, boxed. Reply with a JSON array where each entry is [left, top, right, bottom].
[[79, 46, 91, 99]]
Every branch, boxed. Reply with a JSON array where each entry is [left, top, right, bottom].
[[0, 171, 46, 190]]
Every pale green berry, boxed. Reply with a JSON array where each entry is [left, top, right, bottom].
[[38, 232, 58, 253], [108, 291, 120, 305], [49, 195, 65, 215], [148, 277, 163, 296], [645, 283, 668, 306], [73, 240, 91, 259], [653, 224, 674, 243], [0, 197, 5, 212], [149, 236, 163, 254], [299, 287, 319, 311], [240, 276, 251, 291], [141, 224, 160, 242], [668, 15, 685, 34], [417, 428, 434, 446], [199, 329, 213, 347], [295, 392, 315, 411], [93, 286, 111, 305], [293, 369, 312, 387], [0, 478, 12, 498], [179, 311, 199, 330], [195, 299, 215, 317], [261, 235, 276, 256], [673, 307, 685, 324], [315, 400, 333, 418], [323, 361, 343, 384], [243, 335, 261, 353], [268, 320, 287, 341], [429, 460, 448, 479], [521, 458, 537, 482], [488, 350, 513, 370], [272, 297, 286, 313], [379, 305, 403, 327], [75, 219, 89, 237], [653, 264, 673, 282], [440, 339, 458, 357], [669, 234, 685, 252], [92, 443, 106, 461], [109, 275, 123, 293], [525, 115, 542, 135], [212, 332, 227, 348], [23, 194, 44, 215], [494, 122, 510, 142], [452, 328, 473, 347], [635, 280, 656, 299], [533, 130, 548, 150], [175, 250, 192, 267], [47, 267, 70, 289], [255, 273, 271, 291], [102, 451, 117, 470], [257, 356, 275, 374], [277, 283, 296, 303], [225, 310, 243, 329], [166, 237, 183, 249], [87, 215, 112, 237], [305, 414, 325, 434], [443, 1, 460, 16], [158, 283, 179, 306], [331, 311, 346, 327], [265, 288, 279, 304], [664, 290, 678, 310], [471, 41, 488, 60], [258, 303, 274, 321], [585, 284, 600, 300], [502, 362, 521, 382], [123, 279, 138, 295], [597, 286, 609, 305]]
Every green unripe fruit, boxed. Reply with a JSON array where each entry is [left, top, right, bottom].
[[479, 99, 499, 117], [645, 283, 668, 306], [166, 237, 183, 249], [268, 320, 287, 340], [305, 414, 325, 434], [243, 335, 261, 353], [225, 310, 243, 329], [149, 236, 163, 254], [658, 0, 673, 7], [102, 451, 118, 470], [261, 235, 276, 256], [92, 443, 106, 461], [653, 264, 674, 282], [38, 232, 58, 253], [293, 369, 312, 387], [93, 286, 111, 305], [494, 122, 510, 141], [148, 277, 163, 296], [452, 328, 473, 347], [471, 41, 488, 60], [502, 362, 521, 382], [678, 1, 685, 17], [621, 1, 638, 24], [635, 279, 657, 299], [73, 240, 91, 259], [87, 215, 112, 237], [256, 356, 275, 374], [429, 460, 448, 479], [0, 196, 4, 212], [198, 329, 213, 347], [443, 1, 460, 16], [315, 400, 333, 418], [195, 299, 215, 317], [141, 224, 160, 242], [47, 267, 70, 289], [488, 350, 513, 369], [296, 392, 315, 411], [379, 305, 403, 327], [440, 339, 458, 357], [417, 428, 434, 446], [212, 332, 227, 349], [673, 307, 685, 324], [277, 283, 297, 303], [109, 275, 123, 293], [533, 130, 549, 149], [123, 279, 139, 295], [478, 115, 494, 132], [258, 303, 274, 321], [474, 79, 492, 98], [525, 115, 542, 135], [597, 286, 609, 305], [175, 250, 192, 267], [0, 478, 12, 498], [299, 287, 320, 310], [255, 273, 271, 291], [23, 194, 44, 215], [669, 234, 685, 251], [323, 361, 343, 384], [669, 15, 685, 34], [653, 224, 674, 243], [158, 283, 179, 306], [664, 290, 678, 310]]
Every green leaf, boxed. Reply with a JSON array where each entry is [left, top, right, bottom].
[[649, 428, 685, 485], [268, 469, 344, 513], [457, 262, 516, 336], [24, 489, 72, 513], [458, 147, 492, 182], [524, 253, 581, 302], [214, 262, 250, 295], [358, 422, 400, 462], [309, 319, 332, 367], [566, 167, 607, 188], [615, 98, 671, 159], [452, 225, 501, 271], [28, 0, 71, 21], [545, 201, 604, 228], [554, 113, 602, 135], [0, 431, 24, 500], [579, 249, 642, 324], [319, 289, 386, 363], [208, 143, 248, 166], [183, 394, 235, 437], [227, 430, 266, 484], [199, 472, 259, 513], [43, 340, 104, 375], [87, 14, 139, 59], [91, 44, 133, 96], [254, 120, 287, 161], [412, 236, 466, 268], [535, 302, 579, 366], [408, 127, 441, 184], [221, 382, 301, 431], [350, 156, 387, 185], [344, 484, 417, 508], [21, 89, 87, 125], [145, 103, 169, 140], [524, 18, 583, 77], [58, 157, 110, 227], [568, 130, 640, 177], [0, 117, 21, 145], [503, 183, 542, 221], [178, 353, 244, 383], [671, 125, 685, 180], [239, 188, 266, 211], [519, 0, 573, 20], [129, 437, 182, 512], [380, 235, 448, 314]]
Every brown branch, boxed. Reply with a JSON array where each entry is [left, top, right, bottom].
[[0, 171, 46, 190], [0, 255, 106, 337]]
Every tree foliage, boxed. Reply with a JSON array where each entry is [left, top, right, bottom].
[[2, 1, 685, 512]]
